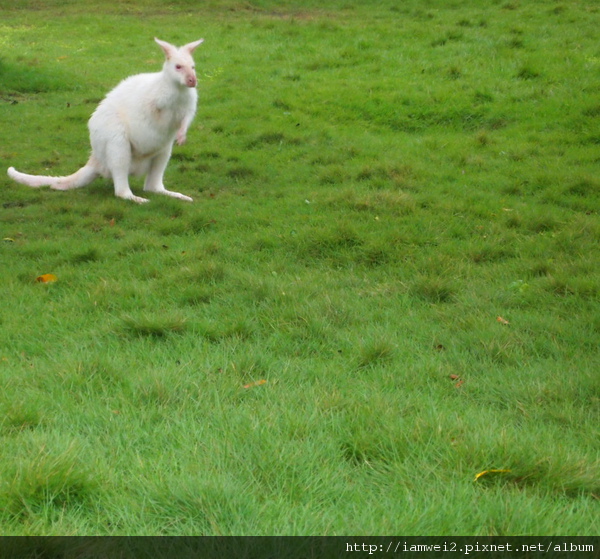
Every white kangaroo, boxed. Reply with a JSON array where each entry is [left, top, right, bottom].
[[7, 37, 203, 204]]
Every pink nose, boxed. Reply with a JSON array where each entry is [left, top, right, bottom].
[[187, 75, 197, 87]]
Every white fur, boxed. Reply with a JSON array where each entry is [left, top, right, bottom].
[[7, 37, 203, 203]]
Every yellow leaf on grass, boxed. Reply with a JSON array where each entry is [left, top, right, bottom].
[[474, 469, 511, 481], [243, 379, 267, 389], [497, 316, 510, 325], [36, 274, 57, 283]]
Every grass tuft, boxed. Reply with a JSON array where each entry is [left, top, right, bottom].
[[517, 66, 542, 80], [2, 444, 97, 521], [122, 315, 188, 338], [411, 277, 456, 304], [1, 401, 43, 433], [68, 248, 102, 264], [357, 338, 396, 369]]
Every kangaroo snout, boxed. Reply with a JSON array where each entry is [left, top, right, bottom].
[[186, 74, 197, 87]]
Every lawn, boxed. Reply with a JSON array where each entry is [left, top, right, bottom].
[[0, 0, 598, 536]]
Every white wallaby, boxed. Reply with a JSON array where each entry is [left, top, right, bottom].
[[7, 37, 204, 203]]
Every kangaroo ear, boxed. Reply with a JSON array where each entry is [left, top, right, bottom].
[[155, 38, 177, 60], [183, 39, 204, 53]]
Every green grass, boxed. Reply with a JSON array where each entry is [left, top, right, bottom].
[[1, 0, 599, 535]]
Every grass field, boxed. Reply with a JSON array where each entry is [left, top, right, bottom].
[[0, 0, 599, 536]]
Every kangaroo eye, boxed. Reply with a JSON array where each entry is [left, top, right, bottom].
[[175, 64, 182, 70]]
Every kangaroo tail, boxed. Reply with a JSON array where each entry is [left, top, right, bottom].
[[7, 166, 57, 188], [8, 161, 99, 190]]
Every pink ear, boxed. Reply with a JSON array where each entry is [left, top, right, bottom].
[[154, 38, 177, 59], [184, 39, 204, 53]]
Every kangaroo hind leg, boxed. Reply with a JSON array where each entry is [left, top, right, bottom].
[[106, 141, 149, 204]]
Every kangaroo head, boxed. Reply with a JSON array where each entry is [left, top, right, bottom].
[[155, 37, 204, 88]]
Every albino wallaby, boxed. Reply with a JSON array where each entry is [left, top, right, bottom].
[[7, 38, 203, 203]]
